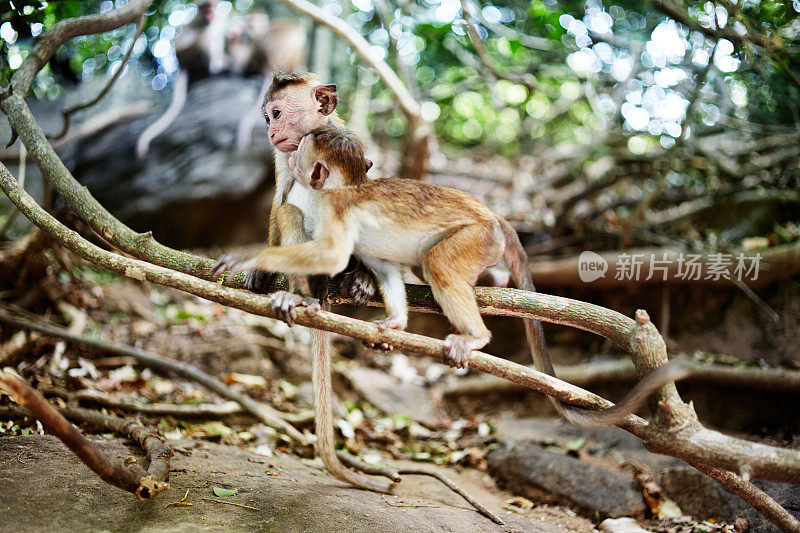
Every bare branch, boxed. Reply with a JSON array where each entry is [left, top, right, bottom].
[[5, 0, 154, 98], [0, 306, 308, 444], [50, 15, 147, 140], [459, 0, 537, 90], [3, 162, 800, 489], [0, 370, 170, 499]]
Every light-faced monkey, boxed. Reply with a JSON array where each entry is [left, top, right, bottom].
[[228, 15, 308, 152], [136, 0, 229, 158], [237, 72, 389, 493], [212, 124, 690, 429]]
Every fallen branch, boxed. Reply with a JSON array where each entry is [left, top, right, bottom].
[[0, 306, 307, 444], [443, 359, 800, 397], [3, 164, 800, 490], [0, 369, 170, 499], [44, 388, 247, 418]]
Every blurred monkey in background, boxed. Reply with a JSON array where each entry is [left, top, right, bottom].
[[136, 0, 229, 158]]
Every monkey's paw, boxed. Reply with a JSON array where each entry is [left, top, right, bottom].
[[270, 290, 320, 327], [243, 270, 275, 293], [443, 335, 474, 369], [340, 267, 376, 306], [365, 316, 406, 351], [211, 252, 255, 281]]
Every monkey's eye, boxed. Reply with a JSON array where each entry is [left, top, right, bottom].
[[273, 109, 281, 119]]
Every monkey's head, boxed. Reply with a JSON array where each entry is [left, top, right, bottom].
[[291, 125, 369, 191], [262, 72, 339, 153]]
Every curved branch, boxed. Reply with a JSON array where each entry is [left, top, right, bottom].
[[0, 370, 170, 500], [3, 162, 800, 490], [51, 15, 147, 141], [460, 0, 537, 90], [6, 0, 154, 98], [272, 0, 425, 128]]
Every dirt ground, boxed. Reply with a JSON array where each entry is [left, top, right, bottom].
[[0, 434, 596, 533]]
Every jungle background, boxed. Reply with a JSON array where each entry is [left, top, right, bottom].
[[0, 0, 799, 531]]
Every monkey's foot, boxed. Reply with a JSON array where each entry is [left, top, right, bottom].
[[340, 266, 376, 306], [211, 252, 255, 281], [443, 335, 487, 369], [243, 270, 275, 293], [270, 290, 320, 327], [366, 316, 407, 351]]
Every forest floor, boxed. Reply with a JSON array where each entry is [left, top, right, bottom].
[[0, 434, 588, 533]]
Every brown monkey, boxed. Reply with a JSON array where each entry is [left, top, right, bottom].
[[213, 124, 690, 427], [240, 72, 389, 493], [137, 0, 228, 158]]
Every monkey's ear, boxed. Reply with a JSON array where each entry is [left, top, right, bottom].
[[365, 158, 374, 173], [313, 84, 338, 116], [310, 160, 330, 190]]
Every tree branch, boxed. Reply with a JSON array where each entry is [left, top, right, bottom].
[[0, 306, 308, 444], [3, 162, 800, 490], [5, 0, 154, 98], [0, 370, 170, 500], [50, 15, 147, 140]]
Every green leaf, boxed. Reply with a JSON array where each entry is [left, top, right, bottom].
[[213, 487, 239, 497]]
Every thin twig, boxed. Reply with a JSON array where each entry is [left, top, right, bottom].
[[201, 497, 260, 511], [50, 15, 146, 140]]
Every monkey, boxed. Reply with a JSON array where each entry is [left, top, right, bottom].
[[136, 0, 229, 158], [212, 124, 690, 429], [237, 72, 390, 494]]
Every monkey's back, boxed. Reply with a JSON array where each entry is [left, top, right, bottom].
[[326, 178, 501, 265]]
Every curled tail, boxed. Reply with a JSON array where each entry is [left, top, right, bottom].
[[312, 327, 394, 492], [498, 218, 689, 427]]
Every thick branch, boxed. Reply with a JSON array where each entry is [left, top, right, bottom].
[[0, 370, 170, 499], [6, 0, 154, 98], [3, 162, 800, 486]]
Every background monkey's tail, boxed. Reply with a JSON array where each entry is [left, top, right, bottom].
[[312, 326, 394, 492], [498, 218, 689, 427]]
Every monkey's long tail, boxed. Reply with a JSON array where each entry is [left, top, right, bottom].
[[136, 71, 188, 159], [312, 326, 394, 492], [498, 219, 690, 427]]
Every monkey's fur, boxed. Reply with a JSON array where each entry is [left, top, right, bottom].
[[213, 124, 690, 435]]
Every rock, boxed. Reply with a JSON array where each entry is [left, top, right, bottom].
[[62, 76, 276, 248], [0, 434, 561, 532], [344, 366, 444, 427], [487, 441, 646, 518], [598, 517, 650, 532], [661, 466, 800, 531]]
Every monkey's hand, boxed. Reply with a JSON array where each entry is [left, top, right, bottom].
[[339, 264, 377, 306], [365, 316, 406, 352], [270, 290, 321, 327], [243, 270, 275, 294], [211, 252, 256, 281]]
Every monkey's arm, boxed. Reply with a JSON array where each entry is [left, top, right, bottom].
[[212, 221, 355, 280]]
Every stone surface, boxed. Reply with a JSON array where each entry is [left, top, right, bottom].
[[487, 440, 646, 519], [0, 434, 563, 533], [661, 466, 800, 532], [344, 367, 444, 427]]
